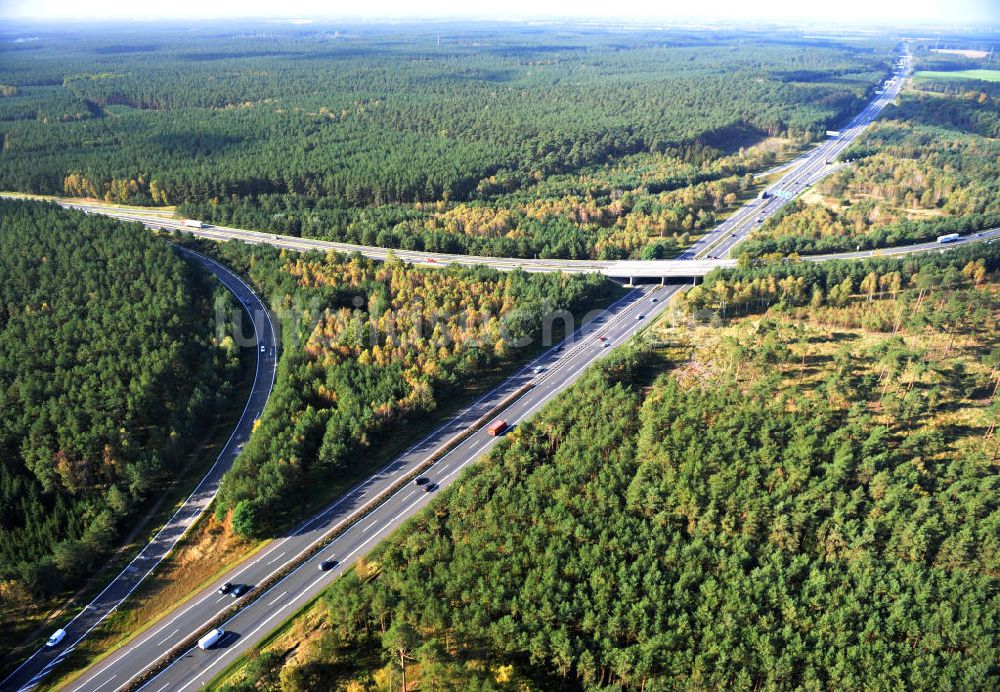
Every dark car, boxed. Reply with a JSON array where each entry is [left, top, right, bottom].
[[230, 584, 251, 598], [424, 483, 438, 493], [414, 476, 429, 486], [319, 559, 339, 571], [218, 582, 233, 595]]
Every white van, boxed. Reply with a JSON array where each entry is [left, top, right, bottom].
[[197, 628, 225, 650], [46, 629, 67, 647]]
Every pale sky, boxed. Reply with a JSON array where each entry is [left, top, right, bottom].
[[0, 0, 997, 25]]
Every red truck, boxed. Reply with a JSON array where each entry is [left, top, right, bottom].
[[487, 419, 508, 436]]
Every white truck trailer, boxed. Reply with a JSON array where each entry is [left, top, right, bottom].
[[197, 628, 225, 650]]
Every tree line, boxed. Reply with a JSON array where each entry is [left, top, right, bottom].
[[740, 61, 1000, 257], [195, 240, 614, 537], [0, 26, 892, 259], [215, 242, 1000, 690], [0, 200, 237, 599], [216, 247, 998, 690]]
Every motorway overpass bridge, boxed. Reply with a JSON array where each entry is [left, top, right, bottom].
[[0, 196, 735, 280], [603, 259, 737, 283]]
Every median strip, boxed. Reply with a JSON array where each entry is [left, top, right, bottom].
[[121, 379, 534, 691]]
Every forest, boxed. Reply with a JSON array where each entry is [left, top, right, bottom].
[[740, 50, 1000, 257], [215, 244, 999, 690], [189, 239, 614, 537], [0, 24, 893, 258], [0, 200, 236, 601]]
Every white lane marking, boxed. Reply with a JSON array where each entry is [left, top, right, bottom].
[[129, 289, 669, 690], [268, 591, 287, 607], [89, 674, 117, 692], [176, 489, 442, 692], [437, 292, 672, 485], [155, 629, 180, 646], [265, 552, 286, 566], [49, 249, 281, 692]]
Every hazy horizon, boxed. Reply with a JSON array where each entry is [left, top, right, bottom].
[[2, 0, 998, 27]]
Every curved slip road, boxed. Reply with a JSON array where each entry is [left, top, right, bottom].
[[6, 45, 999, 692], [0, 248, 278, 692]]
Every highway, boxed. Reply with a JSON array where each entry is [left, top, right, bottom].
[[0, 50, 928, 286], [682, 51, 914, 261], [5, 45, 997, 692], [0, 197, 616, 276], [0, 249, 278, 692], [61, 283, 677, 692]]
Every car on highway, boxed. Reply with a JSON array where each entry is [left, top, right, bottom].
[[198, 629, 225, 650], [319, 558, 339, 571], [487, 419, 508, 436], [260, 345, 267, 353], [46, 629, 66, 647], [650, 298, 658, 303], [424, 483, 439, 493], [597, 335, 606, 342], [230, 584, 252, 598], [636, 314, 645, 320], [414, 476, 429, 486], [532, 366, 545, 374], [218, 582, 234, 595]]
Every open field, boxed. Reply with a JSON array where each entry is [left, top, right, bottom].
[[914, 69, 1000, 82], [930, 48, 989, 59]]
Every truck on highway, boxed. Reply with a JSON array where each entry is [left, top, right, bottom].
[[183, 219, 204, 229], [936, 233, 960, 244], [198, 628, 225, 650], [487, 419, 508, 436]]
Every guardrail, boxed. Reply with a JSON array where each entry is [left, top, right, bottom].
[[121, 379, 535, 691]]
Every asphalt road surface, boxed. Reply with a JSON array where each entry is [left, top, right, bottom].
[[682, 51, 914, 260], [62, 283, 677, 692], [0, 51, 926, 280], [0, 249, 278, 692], [5, 45, 998, 692]]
